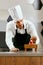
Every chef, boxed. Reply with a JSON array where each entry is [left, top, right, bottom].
[[5, 5, 40, 52]]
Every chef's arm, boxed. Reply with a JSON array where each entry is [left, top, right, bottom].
[[5, 29, 19, 52], [5, 30, 15, 50], [5, 24, 19, 51], [27, 22, 40, 44]]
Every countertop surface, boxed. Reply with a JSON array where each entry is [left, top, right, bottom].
[[0, 51, 43, 56]]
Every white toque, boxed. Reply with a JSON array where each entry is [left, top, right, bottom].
[[8, 5, 23, 22]]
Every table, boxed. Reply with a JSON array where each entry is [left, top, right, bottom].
[[0, 51, 43, 65]]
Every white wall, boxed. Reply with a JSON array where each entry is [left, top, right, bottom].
[[0, 20, 7, 31], [0, 10, 9, 20]]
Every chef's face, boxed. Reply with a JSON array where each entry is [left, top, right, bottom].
[[16, 19, 23, 29]]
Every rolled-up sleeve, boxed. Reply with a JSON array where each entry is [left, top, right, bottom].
[[5, 23, 15, 50]]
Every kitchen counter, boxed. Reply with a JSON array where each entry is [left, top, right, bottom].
[[0, 51, 43, 65], [0, 50, 43, 56]]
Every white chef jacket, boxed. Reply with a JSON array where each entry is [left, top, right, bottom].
[[5, 19, 40, 50]]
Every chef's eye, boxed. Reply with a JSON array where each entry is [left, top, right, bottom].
[[17, 21, 20, 23]]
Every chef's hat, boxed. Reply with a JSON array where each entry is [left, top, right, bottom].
[[8, 5, 23, 21]]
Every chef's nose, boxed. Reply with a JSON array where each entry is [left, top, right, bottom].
[[20, 21, 23, 25]]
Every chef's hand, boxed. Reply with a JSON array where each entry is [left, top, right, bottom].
[[30, 36, 37, 43], [10, 48, 19, 52]]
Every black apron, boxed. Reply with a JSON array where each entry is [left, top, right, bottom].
[[12, 29, 31, 50]]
